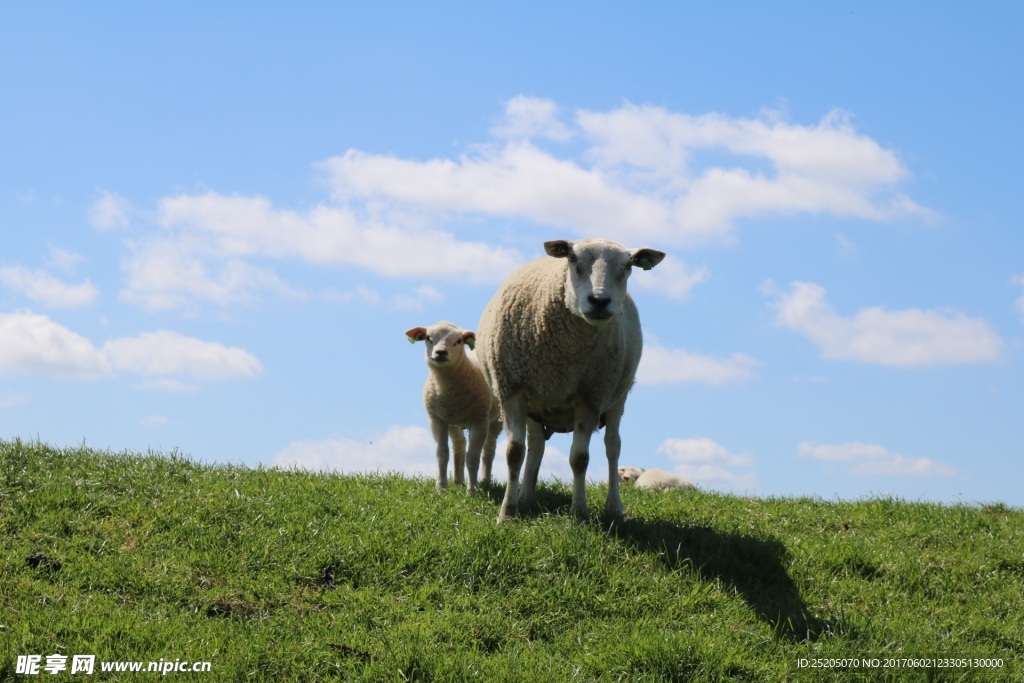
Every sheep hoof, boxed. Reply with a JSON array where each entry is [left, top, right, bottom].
[[497, 503, 520, 522]]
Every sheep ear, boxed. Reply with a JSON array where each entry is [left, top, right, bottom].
[[630, 248, 666, 271], [544, 240, 574, 258], [405, 327, 427, 343], [463, 331, 476, 351]]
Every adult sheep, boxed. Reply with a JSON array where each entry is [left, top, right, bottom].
[[476, 238, 665, 521]]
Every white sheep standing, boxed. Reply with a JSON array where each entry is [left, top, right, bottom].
[[476, 238, 665, 521], [619, 466, 696, 491], [406, 321, 501, 494]]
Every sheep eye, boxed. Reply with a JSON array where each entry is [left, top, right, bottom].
[[567, 254, 578, 264]]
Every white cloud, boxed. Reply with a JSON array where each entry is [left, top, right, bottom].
[[141, 415, 171, 428], [321, 100, 933, 248], [491, 95, 572, 141], [637, 343, 758, 385], [89, 191, 131, 231], [321, 143, 668, 246], [104, 330, 263, 381], [121, 237, 304, 312], [767, 280, 1003, 366], [656, 437, 756, 491], [46, 246, 85, 274], [319, 284, 381, 306], [798, 441, 957, 478], [274, 425, 576, 484], [0, 311, 111, 379], [117, 193, 524, 312], [0, 266, 99, 308], [392, 284, 443, 311], [107, 98, 930, 312], [273, 425, 438, 477], [629, 257, 708, 300], [0, 310, 262, 386]]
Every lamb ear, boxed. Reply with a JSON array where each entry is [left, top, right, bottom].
[[405, 327, 427, 343], [630, 248, 666, 271], [544, 240, 574, 258], [463, 331, 476, 351]]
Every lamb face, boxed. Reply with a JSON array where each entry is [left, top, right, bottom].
[[406, 322, 476, 370], [545, 238, 665, 328]]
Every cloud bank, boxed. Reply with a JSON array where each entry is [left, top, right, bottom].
[[104, 97, 930, 313], [798, 441, 957, 478], [767, 281, 1003, 366], [656, 437, 756, 491], [0, 311, 262, 387]]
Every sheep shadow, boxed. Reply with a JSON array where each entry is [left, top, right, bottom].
[[608, 516, 838, 642], [479, 482, 836, 641]]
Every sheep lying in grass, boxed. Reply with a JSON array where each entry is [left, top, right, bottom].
[[476, 238, 665, 521], [406, 321, 501, 494], [619, 466, 696, 491]]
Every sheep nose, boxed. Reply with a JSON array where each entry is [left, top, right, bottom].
[[587, 294, 612, 312], [433, 349, 449, 361]]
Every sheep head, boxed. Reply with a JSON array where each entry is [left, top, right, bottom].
[[406, 321, 476, 368], [544, 238, 665, 328]]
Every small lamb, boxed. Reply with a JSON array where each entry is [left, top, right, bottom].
[[406, 321, 501, 494], [619, 466, 696, 491]]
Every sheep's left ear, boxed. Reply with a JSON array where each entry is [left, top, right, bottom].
[[629, 248, 666, 271], [544, 240, 574, 259], [463, 331, 476, 351], [405, 327, 427, 344]]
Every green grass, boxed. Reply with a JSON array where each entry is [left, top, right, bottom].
[[1, 439, 1021, 681]]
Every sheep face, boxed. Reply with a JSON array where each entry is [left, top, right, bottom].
[[618, 466, 643, 484], [545, 238, 666, 328], [406, 322, 476, 369]]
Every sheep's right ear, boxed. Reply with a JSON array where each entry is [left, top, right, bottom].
[[544, 240, 574, 258], [405, 327, 427, 344], [463, 331, 476, 351]]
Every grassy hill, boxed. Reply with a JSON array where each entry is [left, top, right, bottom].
[[1, 439, 1021, 681]]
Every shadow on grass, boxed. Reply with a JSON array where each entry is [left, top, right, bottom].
[[479, 480, 836, 641], [609, 516, 840, 642]]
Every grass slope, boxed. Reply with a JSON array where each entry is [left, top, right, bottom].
[[1, 440, 1021, 681]]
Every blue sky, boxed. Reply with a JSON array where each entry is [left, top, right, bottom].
[[2, 3, 1022, 506]]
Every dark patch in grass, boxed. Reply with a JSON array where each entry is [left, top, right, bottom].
[[610, 517, 839, 642], [996, 559, 1024, 576], [313, 563, 338, 590], [26, 552, 62, 571], [205, 598, 256, 619], [329, 643, 372, 663], [843, 555, 883, 581]]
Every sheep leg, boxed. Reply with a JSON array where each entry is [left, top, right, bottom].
[[449, 426, 467, 486], [498, 395, 528, 521], [517, 418, 547, 511], [464, 421, 487, 495], [430, 416, 450, 491], [602, 401, 626, 519], [481, 417, 501, 484], [569, 411, 600, 519]]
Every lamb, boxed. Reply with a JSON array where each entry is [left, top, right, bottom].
[[406, 321, 501, 494], [476, 238, 665, 521], [619, 466, 696, 491]]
